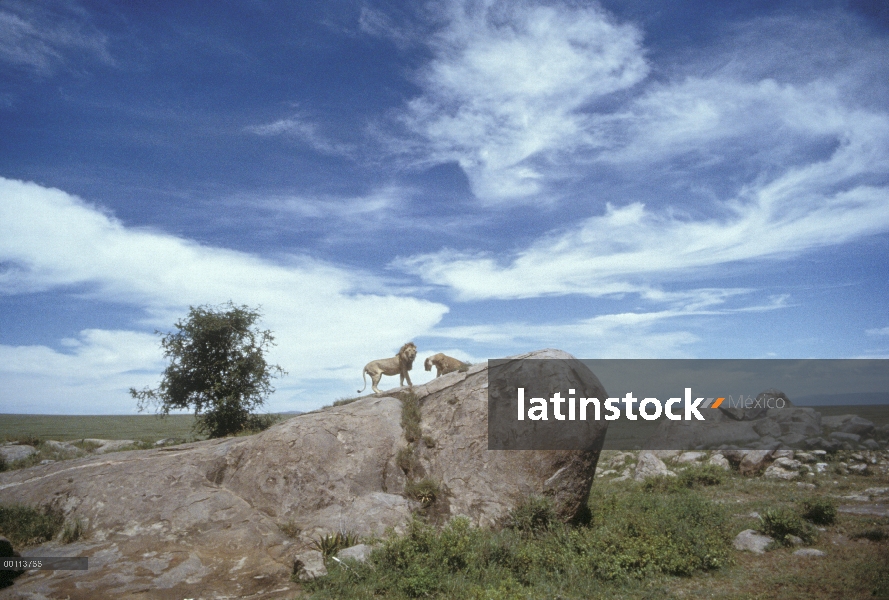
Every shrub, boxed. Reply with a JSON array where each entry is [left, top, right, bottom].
[[759, 508, 815, 545], [404, 478, 439, 507], [678, 464, 727, 487], [313, 530, 361, 561], [332, 397, 360, 407], [507, 496, 555, 535], [0, 504, 65, 547], [799, 497, 837, 525], [400, 392, 422, 443], [278, 520, 301, 538], [395, 446, 419, 476], [62, 518, 84, 543], [851, 528, 888, 542]]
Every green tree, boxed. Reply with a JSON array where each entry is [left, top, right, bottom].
[[131, 302, 286, 438]]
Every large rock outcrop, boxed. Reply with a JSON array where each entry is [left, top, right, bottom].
[[0, 349, 603, 599]]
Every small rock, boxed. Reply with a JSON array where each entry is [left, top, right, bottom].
[[862, 439, 880, 450], [707, 453, 731, 470], [293, 550, 327, 581], [336, 544, 374, 563], [634, 452, 675, 481], [0, 445, 37, 462], [764, 457, 801, 480], [793, 548, 825, 557], [840, 417, 875, 436], [733, 529, 773, 554], [674, 451, 706, 464], [829, 432, 861, 443], [596, 469, 617, 478], [796, 482, 816, 490], [44, 440, 77, 453], [39, 459, 55, 465], [814, 462, 829, 473], [772, 449, 795, 460], [848, 463, 869, 475], [863, 487, 888, 496], [821, 415, 856, 429], [786, 535, 804, 546]]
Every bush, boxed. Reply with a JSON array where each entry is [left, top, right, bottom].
[[404, 478, 440, 507], [396, 446, 419, 476], [0, 504, 65, 547], [851, 528, 888, 542], [507, 496, 555, 535], [400, 392, 422, 443], [678, 464, 727, 487], [313, 530, 361, 561], [798, 497, 837, 525], [62, 518, 84, 543], [759, 508, 815, 545]]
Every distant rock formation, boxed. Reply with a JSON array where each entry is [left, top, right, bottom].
[[0, 349, 604, 598]]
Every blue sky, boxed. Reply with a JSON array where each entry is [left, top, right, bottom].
[[1, 0, 888, 414]]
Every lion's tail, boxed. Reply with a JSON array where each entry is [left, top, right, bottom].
[[357, 368, 368, 393]]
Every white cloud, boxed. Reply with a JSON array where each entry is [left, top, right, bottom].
[[246, 114, 355, 157], [399, 0, 648, 202], [0, 177, 449, 413], [867, 327, 889, 336], [0, 0, 112, 74]]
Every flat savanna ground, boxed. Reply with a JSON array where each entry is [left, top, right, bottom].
[[1, 413, 887, 599]]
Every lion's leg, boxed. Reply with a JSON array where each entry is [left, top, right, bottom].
[[371, 371, 383, 394]]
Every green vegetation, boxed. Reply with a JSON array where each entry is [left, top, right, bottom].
[[799, 497, 837, 525], [313, 530, 362, 562], [306, 481, 733, 599], [759, 507, 815, 546], [395, 446, 420, 477], [404, 478, 440, 507], [61, 518, 85, 543], [130, 302, 286, 438], [0, 414, 200, 443], [0, 504, 65, 547], [332, 397, 360, 407], [400, 392, 422, 444]]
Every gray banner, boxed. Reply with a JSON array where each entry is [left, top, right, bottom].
[[487, 359, 889, 450]]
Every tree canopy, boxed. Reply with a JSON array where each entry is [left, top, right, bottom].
[[131, 302, 286, 438]]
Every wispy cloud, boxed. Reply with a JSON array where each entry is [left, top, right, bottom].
[[867, 327, 889, 336], [246, 113, 356, 157], [0, 177, 449, 412], [397, 0, 648, 203], [0, 0, 112, 74]]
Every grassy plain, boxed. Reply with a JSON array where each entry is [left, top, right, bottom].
[[0, 414, 200, 442]]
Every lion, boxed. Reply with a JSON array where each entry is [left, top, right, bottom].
[[424, 353, 470, 378], [358, 342, 417, 394]]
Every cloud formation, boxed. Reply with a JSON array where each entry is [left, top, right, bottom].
[[399, 1, 648, 202], [0, 177, 448, 412]]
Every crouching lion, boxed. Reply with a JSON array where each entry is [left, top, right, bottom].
[[358, 342, 417, 394], [424, 353, 470, 378]]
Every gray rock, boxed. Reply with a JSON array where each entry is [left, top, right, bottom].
[[707, 453, 731, 470], [796, 482, 817, 490], [821, 415, 856, 429], [294, 550, 327, 581], [779, 433, 808, 447], [793, 548, 825, 557], [795, 452, 816, 463], [805, 437, 840, 452], [753, 419, 782, 438], [0, 444, 37, 462], [674, 451, 706, 464], [862, 439, 880, 450], [786, 535, 805, 546], [634, 451, 675, 481], [814, 462, 829, 473], [81, 439, 137, 454], [829, 431, 861, 443], [763, 457, 801, 480], [848, 463, 869, 475], [737, 450, 775, 475], [44, 440, 78, 453], [0, 349, 604, 599], [733, 529, 773, 554], [840, 417, 875, 436], [336, 543, 374, 563]]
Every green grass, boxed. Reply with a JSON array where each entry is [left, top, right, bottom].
[[0, 504, 65, 548], [0, 414, 200, 442]]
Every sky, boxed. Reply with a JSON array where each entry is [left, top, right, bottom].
[[1, 0, 888, 414]]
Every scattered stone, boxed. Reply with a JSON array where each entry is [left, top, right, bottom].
[[43, 440, 78, 453], [840, 417, 875, 436], [733, 529, 773, 554], [763, 457, 801, 480], [81, 439, 137, 454], [674, 451, 706, 464], [596, 469, 617, 478], [829, 431, 861, 443], [805, 438, 840, 453], [814, 462, 829, 473], [793, 548, 825, 557], [848, 464, 869, 475], [739, 450, 775, 475], [336, 544, 374, 563], [796, 482, 817, 490], [772, 449, 795, 460], [863, 487, 889, 497], [862, 439, 880, 450], [795, 452, 816, 463], [753, 419, 782, 438], [708, 453, 731, 470], [822, 415, 856, 429], [39, 459, 55, 465], [0, 445, 37, 462], [634, 452, 675, 481], [786, 535, 804, 546], [293, 550, 327, 581]]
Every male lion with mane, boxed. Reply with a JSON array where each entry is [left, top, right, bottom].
[[358, 342, 417, 394], [424, 353, 470, 378]]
